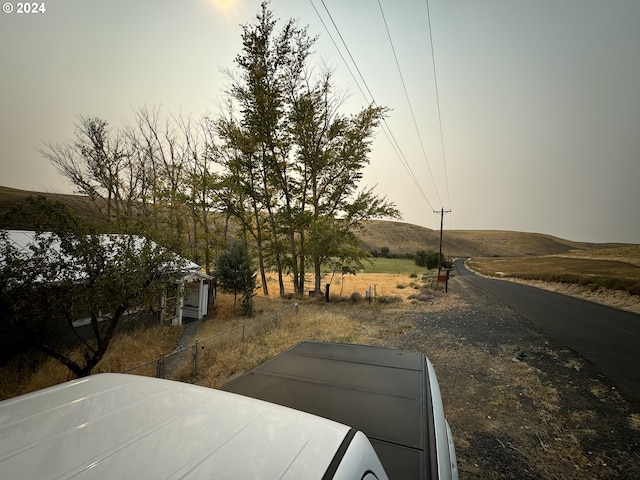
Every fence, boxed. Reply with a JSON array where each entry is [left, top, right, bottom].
[[121, 302, 299, 383]]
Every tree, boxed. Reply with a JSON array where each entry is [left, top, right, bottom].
[[217, 1, 308, 298], [212, 242, 256, 316], [0, 199, 187, 378], [414, 250, 448, 269], [41, 116, 128, 223], [219, 2, 400, 297]]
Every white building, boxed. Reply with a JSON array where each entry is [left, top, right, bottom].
[[3, 230, 213, 327]]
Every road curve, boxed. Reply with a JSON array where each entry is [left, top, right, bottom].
[[454, 258, 640, 407]]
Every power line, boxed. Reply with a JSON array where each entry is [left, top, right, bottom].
[[425, 0, 452, 211], [307, 0, 370, 103], [318, 0, 376, 104], [308, 0, 436, 210], [377, 0, 443, 208]]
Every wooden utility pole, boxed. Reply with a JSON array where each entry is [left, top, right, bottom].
[[434, 208, 451, 287]]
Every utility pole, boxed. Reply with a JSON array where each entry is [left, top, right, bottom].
[[434, 208, 451, 287]]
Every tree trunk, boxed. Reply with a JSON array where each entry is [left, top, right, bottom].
[[297, 231, 305, 295], [314, 255, 322, 295]]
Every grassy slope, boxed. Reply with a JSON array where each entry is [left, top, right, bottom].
[[357, 219, 633, 258], [0, 186, 98, 230], [2, 185, 636, 258]]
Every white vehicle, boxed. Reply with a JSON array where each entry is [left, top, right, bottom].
[[0, 342, 457, 479]]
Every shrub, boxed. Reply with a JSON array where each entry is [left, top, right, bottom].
[[415, 250, 451, 269], [408, 292, 432, 302], [376, 295, 401, 304], [409, 272, 418, 278], [350, 292, 363, 303]]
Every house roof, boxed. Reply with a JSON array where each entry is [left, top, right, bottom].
[[2, 230, 207, 280]]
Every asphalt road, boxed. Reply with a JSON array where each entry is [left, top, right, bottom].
[[454, 258, 640, 407]]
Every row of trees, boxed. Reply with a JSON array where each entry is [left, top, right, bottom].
[[42, 2, 399, 298]]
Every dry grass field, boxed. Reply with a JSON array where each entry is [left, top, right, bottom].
[[0, 268, 443, 400], [3, 270, 640, 478], [559, 245, 640, 267], [258, 269, 436, 302], [467, 247, 640, 314], [468, 249, 640, 295], [6, 242, 638, 400]]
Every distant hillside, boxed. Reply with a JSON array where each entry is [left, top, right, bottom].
[[0, 186, 97, 230], [1, 186, 634, 258], [358, 220, 632, 258]]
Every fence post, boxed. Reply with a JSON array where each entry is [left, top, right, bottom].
[[192, 340, 199, 377], [156, 354, 165, 379], [242, 324, 245, 342], [295, 302, 299, 314]]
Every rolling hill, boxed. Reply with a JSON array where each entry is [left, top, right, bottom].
[[1, 186, 633, 258], [356, 219, 630, 258]]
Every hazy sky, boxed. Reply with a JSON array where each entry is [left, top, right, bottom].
[[1, 0, 639, 243]]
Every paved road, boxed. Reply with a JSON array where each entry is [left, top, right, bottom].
[[454, 258, 640, 406]]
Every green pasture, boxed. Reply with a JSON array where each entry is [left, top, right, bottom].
[[360, 257, 424, 274]]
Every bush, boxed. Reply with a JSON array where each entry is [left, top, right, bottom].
[[350, 292, 363, 303], [376, 295, 401, 304], [408, 292, 433, 302], [409, 272, 418, 278], [414, 250, 451, 269], [213, 242, 257, 316]]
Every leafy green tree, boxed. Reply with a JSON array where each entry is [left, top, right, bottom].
[[212, 242, 256, 316], [414, 250, 448, 269], [414, 250, 429, 268], [0, 199, 187, 378], [218, 2, 400, 297], [217, 1, 310, 298]]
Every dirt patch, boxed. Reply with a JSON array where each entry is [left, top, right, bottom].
[[360, 276, 640, 479]]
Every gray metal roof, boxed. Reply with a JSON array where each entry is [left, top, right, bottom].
[[223, 341, 436, 480]]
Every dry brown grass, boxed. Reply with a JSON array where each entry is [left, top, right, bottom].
[[357, 219, 441, 255], [559, 245, 640, 267], [191, 303, 373, 389], [356, 219, 615, 258], [630, 413, 640, 431], [467, 253, 640, 314], [469, 255, 640, 279], [0, 272, 430, 400], [468, 254, 640, 294], [0, 325, 182, 400], [257, 271, 431, 302]]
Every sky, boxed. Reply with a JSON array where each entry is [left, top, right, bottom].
[[1, 0, 639, 244]]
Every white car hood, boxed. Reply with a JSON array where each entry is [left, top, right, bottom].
[[0, 373, 351, 479]]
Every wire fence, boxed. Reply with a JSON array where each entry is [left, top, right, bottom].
[[121, 302, 299, 383]]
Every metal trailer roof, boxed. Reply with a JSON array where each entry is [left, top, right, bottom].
[[222, 341, 439, 480]]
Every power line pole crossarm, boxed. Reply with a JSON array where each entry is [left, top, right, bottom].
[[434, 208, 451, 289]]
